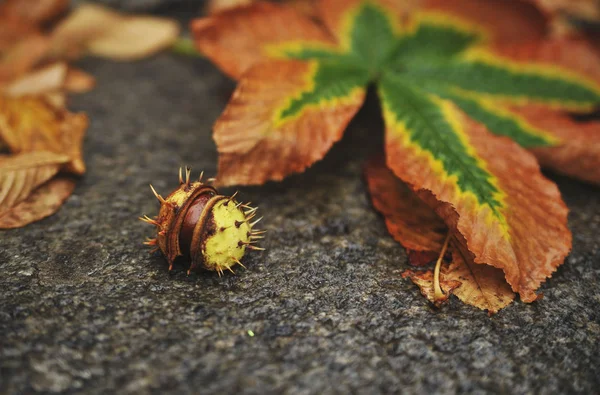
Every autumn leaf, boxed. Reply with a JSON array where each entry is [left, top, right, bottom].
[[191, 0, 600, 304], [192, 0, 600, 187], [0, 151, 69, 215], [366, 156, 515, 313], [2, 62, 68, 96], [49, 4, 180, 61], [364, 155, 447, 253], [0, 0, 68, 26], [0, 176, 75, 229], [401, 250, 515, 314], [0, 95, 89, 175]]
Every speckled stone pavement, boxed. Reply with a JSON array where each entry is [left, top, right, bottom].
[[1, 12, 600, 394]]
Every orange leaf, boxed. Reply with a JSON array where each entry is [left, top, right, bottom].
[[0, 0, 68, 26], [213, 60, 366, 185], [364, 155, 447, 252], [512, 105, 600, 184], [0, 151, 69, 214], [492, 38, 600, 87], [0, 176, 75, 229], [191, 2, 334, 79], [0, 34, 50, 83], [0, 96, 88, 175], [386, 113, 572, 303], [421, 0, 548, 43]]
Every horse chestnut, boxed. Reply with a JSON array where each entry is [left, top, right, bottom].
[[140, 167, 264, 275]]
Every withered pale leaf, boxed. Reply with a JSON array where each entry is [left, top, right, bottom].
[[49, 4, 124, 60], [402, 267, 462, 306], [0, 96, 88, 175], [64, 67, 96, 93], [364, 155, 447, 252], [0, 176, 75, 229], [0, 151, 69, 212], [3, 62, 68, 97], [448, 249, 515, 314], [87, 16, 180, 61], [402, 248, 515, 314]]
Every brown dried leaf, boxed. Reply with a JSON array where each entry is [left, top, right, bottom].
[[402, 248, 515, 314], [87, 16, 180, 61], [49, 4, 180, 61], [364, 155, 447, 252], [0, 34, 50, 83], [0, 176, 75, 229], [0, 0, 68, 26], [0, 96, 88, 175], [49, 4, 124, 60], [0, 151, 69, 213], [402, 267, 462, 306], [64, 67, 96, 93], [2, 62, 68, 97]]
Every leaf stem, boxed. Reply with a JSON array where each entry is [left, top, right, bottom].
[[433, 232, 451, 302]]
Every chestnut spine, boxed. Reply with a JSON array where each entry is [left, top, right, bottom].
[[140, 167, 264, 275]]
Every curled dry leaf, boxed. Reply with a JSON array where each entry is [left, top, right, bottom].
[[365, 156, 515, 313], [49, 3, 180, 61], [0, 176, 75, 229], [87, 16, 180, 61], [64, 67, 96, 93], [401, 250, 515, 314], [2, 62, 67, 97], [402, 267, 461, 306], [0, 95, 88, 175], [0, 151, 69, 214]]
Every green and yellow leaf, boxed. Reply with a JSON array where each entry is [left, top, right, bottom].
[[191, 2, 336, 79], [213, 59, 367, 185], [380, 75, 571, 302]]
